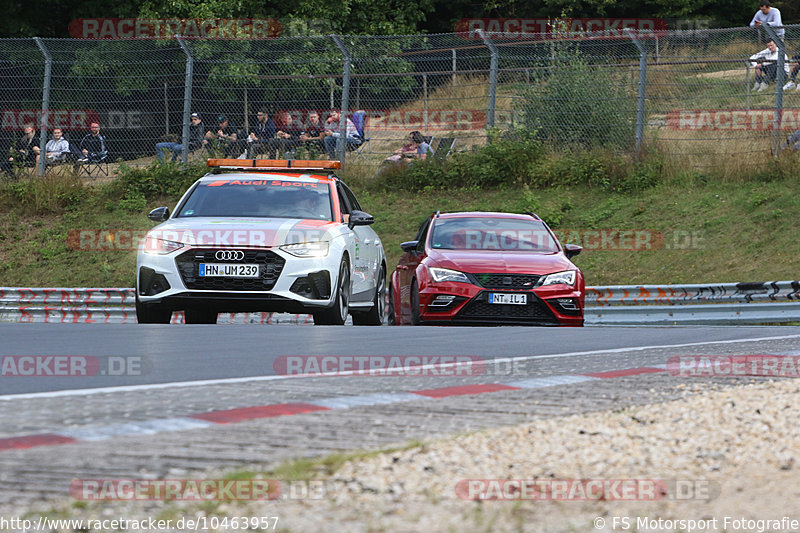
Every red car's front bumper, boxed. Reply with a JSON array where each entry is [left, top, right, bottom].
[[417, 281, 584, 326]]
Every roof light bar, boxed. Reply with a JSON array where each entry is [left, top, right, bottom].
[[206, 159, 342, 170]]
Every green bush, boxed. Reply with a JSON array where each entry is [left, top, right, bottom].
[[514, 42, 636, 150], [108, 162, 207, 202], [0, 174, 86, 215], [370, 137, 664, 193]]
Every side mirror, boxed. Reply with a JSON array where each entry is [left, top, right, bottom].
[[564, 243, 582, 259], [148, 206, 170, 223], [400, 240, 419, 254], [348, 210, 374, 229]]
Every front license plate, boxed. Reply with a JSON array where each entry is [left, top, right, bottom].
[[488, 293, 527, 305], [199, 263, 259, 278]]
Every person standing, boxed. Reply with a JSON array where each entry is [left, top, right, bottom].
[[749, 1, 784, 38]]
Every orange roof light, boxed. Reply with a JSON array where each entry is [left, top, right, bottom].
[[207, 159, 341, 170]]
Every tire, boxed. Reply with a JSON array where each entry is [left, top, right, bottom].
[[184, 307, 218, 324], [313, 258, 350, 325], [353, 265, 386, 326], [135, 296, 172, 324], [410, 280, 422, 326]]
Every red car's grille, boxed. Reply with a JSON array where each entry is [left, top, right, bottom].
[[456, 291, 558, 324], [469, 273, 541, 290]]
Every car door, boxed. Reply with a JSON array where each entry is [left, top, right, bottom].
[[336, 183, 370, 302], [396, 217, 430, 319], [342, 183, 382, 290]]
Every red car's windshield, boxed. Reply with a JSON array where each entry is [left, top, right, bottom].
[[430, 217, 559, 252]]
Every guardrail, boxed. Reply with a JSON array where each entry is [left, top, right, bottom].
[[1, 283, 799, 325]]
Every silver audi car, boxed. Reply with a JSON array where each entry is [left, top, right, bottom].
[[135, 159, 386, 325]]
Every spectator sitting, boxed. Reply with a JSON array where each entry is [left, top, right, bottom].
[[782, 56, 800, 91], [322, 110, 360, 159], [383, 131, 432, 163], [76, 122, 106, 162], [384, 131, 422, 163], [749, 40, 789, 92], [247, 108, 278, 158], [156, 112, 205, 162], [749, 1, 784, 38], [298, 110, 325, 156], [45, 128, 70, 162], [205, 114, 245, 157], [272, 110, 303, 158], [1, 124, 40, 175]]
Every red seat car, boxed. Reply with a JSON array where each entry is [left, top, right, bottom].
[[389, 212, 584, 326]]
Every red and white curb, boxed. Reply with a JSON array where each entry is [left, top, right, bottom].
[[0, 366, 665, 452]]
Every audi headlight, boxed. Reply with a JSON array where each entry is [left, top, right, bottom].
[[142, 236, 184, 255], [280, 241, 330, 258], [537, 270, 576, 287], [429, 267, 470, 283]]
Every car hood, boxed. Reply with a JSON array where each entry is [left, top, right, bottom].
[[148, 217, 341, 247], [428, 249, 576, 275]]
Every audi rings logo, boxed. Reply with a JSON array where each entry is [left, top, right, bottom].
[[215, 250, 245, 261]]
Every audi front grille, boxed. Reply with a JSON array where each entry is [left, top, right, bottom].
[[175, 249, 286, 291]]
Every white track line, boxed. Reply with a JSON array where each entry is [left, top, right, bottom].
[[2, 333, 799, 401]]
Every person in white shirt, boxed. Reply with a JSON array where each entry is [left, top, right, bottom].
[[749, 40, 790, 92], [322, 110, 361, 159], [45, 129, 70, 161], [749, 1, 784, 38]]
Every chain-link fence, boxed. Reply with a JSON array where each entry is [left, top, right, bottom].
[[2, 25, 799, 175]]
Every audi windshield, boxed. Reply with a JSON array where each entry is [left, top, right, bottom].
[[177, 179, 333, 220], [430, 217, 560, 252]]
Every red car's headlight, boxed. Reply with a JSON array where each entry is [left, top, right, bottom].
[[429, 267, 470, 283], [537, 270, 576, 287]]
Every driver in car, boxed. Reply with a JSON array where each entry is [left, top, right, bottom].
[[293, 189, 325, 219]]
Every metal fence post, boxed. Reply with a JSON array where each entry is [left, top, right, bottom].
[[33, 37, 51, 177], [423, 74, 428, 132], [331, 35, 352, 165], [625, 28, 648, 154], [477, 30, 498, 142], [763, 25, 785, 149], [176, 36, 194, 165], [452, 49, 457, 86]]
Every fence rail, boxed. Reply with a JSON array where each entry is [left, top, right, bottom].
[[3, 25, 800, 174], [2, 284, 799, 325]]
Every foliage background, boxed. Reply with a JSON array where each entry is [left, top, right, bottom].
[[2, 0, 794, 38]]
